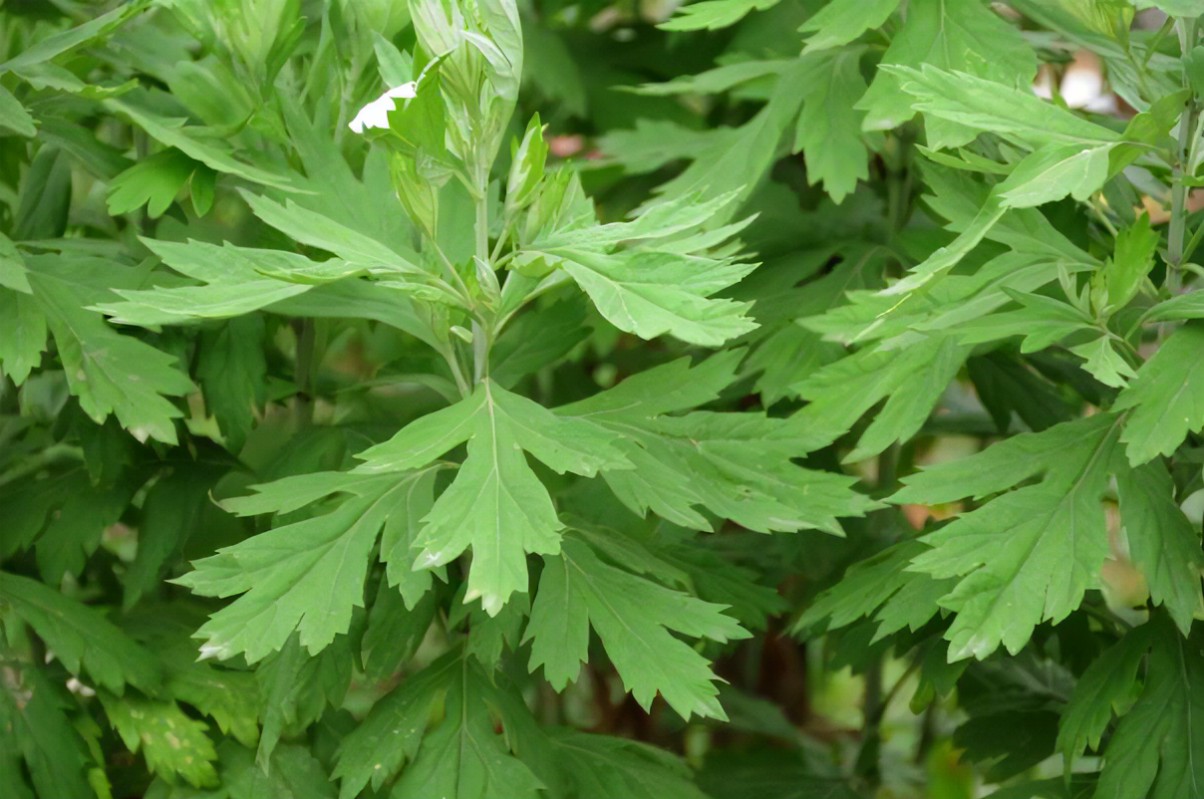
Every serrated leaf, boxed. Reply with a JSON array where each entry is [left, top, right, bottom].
[[178, 473, 427, 662], [997, 143, 1117, 208], [794, 540, 953, 640], [799, 0, 900, 53], [106, 149, 197, 218], [1115, 323, 1204, 465], [546, 730, 709, 799], [1069, 334, 1136, 389], [355, 381, 629, 614], [0, 665, 93, 799], [886, 64, 1116, 148], [793, 49, 871, 202], [561, 361, 873, 533], [0, 288, 46, 383], [99, 693, 219, 788], [526, 537, 748, 720], [1095, 621, 1204, 799], [551, 249, 757, 346], [893, 415, 1123, 659], [792, 334, 969, 461], [1057, 624, 1152, 761], [27, 265, 192, 443], [0, 1, 149, 72], [334, 652, 542, 799], [859, 0, 1037, 133], [0, 571, 161, 694], [1115, 463, 1204, 633], [104, 99, 295, 190], [658, 0, 779, 31]]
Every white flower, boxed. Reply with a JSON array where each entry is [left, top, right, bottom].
[[348, 82, 418, 134]]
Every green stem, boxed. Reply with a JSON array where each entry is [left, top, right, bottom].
[[1166, 19, 1198, 300], [473, 178, 492, 384]]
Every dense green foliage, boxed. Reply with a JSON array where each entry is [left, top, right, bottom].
[[2, 0, 1204, 796]]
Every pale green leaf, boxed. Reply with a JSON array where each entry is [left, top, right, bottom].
[[997, 143, 1117, 208]]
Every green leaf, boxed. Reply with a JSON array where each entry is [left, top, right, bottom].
[[104, 99, 295, 190], [859, 0, 1037, 132], [799, 0, 901, 53], [793, 49, 871, 202], [99, 693, 219, 788], [1115, 463, 1204, 634], [0, 288, 46, 383], [1070, 334, 1136, 389], [177, 473, 431, 662], [893, 415, 1124, 659], [1057, 624, 1152, 760], [0, 665, 93, 799], [1095, 622, 1204, 799], [196, 316, 268, 450], [1115, 323, 1204, 465], [0, 1, 150, 73], [996, 143, 1117, 208], [546, 730, 709, 799], [886, 64, 1116, 148], [526, 537, 748, 720], [658, 0, 779, 31], [545, 249, 757, 347], [1135, 1, 1204, 15], [1100, 213, 1159, 313], [355, 381, 629, 614], [27, 262, 193, 444], [0, 83, 35, 137], [334, 652, 543, 799], [106, 149, 197, 219], [793, 334, 969, 461], [560, 358, 874, 534], [239, 191, 425, 275], [97, 240, 315, 326], [794, 540, 953, 639], [0, 571, 162, 694]]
